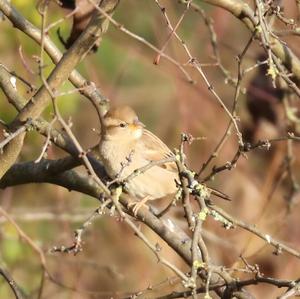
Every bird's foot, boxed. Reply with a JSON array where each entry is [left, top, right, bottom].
[[128, 196, 150, 216]]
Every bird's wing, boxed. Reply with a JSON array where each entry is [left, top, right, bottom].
[[139, 129, 177, 172]]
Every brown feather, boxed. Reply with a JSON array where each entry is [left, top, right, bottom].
[[139, 129, 177, 172]]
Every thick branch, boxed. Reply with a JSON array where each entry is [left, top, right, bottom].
[[0, 0, 107, 106], [0, 159, 103, 196], [201, 0, 300, 82], [0, 160, 193, 264], [0, 64, 90, 160], [0, 0, 119, 179]]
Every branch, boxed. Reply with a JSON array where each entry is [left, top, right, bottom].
[[0, 64, 106, 177], [0, 0, 107, 105], [0, 266, 25, 299], [200, 0, 300, 83], [0, 0, 119, 178], [210, 205, 300, 259], [0, 159, 193, 262]]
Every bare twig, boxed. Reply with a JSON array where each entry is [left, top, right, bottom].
[[0, 119, 32, 151], [210, 205, 300, 259], [0, 266, 25, 299], [0, 207, 47, 267]]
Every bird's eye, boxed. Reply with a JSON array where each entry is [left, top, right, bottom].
[[119, 122, 127, 128]]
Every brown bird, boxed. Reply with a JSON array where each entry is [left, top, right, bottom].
[[99, 105, 229, 214], [99, 105, 178, 214]]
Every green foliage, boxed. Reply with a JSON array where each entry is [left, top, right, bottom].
[[1, 238, 23, 264]]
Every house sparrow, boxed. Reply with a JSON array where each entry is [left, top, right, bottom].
[[98, 105, 178, 214], [99, 105, 229, 214]]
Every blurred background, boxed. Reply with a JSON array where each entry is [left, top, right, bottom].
[[0, 0, 300, 298]]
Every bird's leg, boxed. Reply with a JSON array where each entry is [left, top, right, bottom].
[[128, 196, 151, 216]]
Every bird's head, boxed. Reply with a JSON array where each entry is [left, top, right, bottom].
[[102, 105, 145, 141]]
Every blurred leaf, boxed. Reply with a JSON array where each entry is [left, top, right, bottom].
[[95, 38, 124, 77], [1, 238, 23, 263], [13, 0, 41, 26]]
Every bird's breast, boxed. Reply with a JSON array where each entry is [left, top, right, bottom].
[[99, 140, 178, 199], [126, 166, 178, 199], [99, 140, 128, 177]]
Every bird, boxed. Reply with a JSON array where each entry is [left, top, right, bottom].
[[98, 105, 230, 215], [98, 105, 178, 214]]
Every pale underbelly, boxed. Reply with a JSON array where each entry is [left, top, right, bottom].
[[124, 168, 178, 199]]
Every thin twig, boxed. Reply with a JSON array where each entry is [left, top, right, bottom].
[[0, 266, 25, 299], [210, 205, 300, 259]]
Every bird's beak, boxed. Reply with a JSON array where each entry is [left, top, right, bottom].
[[134, 119, 145, 128], [128, 119, 145, 139], [129, 119, 145, 130]]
